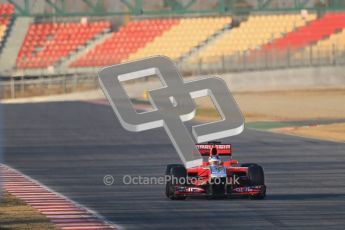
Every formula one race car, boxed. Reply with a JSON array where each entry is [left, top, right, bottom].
[[165, 142, 266, 200]]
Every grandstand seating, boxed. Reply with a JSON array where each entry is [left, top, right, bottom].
[[11, 12, 345, 70], [16, 21, 110, 69], [70, 19, 179, 67], [127, 17, 231, 61], [293, 28, 345, 60], [0, 3, 14, 45], [189, 13, 316, 64], [313, 29, 345, 57], [261, 12, 345, 52]]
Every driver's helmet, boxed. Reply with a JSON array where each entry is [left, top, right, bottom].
[[208, 156, 221, 166]]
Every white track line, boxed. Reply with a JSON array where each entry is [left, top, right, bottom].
[[1, 164, 123, 230]]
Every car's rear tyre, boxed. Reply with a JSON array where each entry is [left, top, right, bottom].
[[241, 163, 258, 168], [165, 164, 184, 175], [247, 164, 265, 186], [165, 164, 185, 198], [165, 165, 187, 200], [246, 164, 266, 199]]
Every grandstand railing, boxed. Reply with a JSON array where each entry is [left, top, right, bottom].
[[0, 74, 98, 99], [3, 45, 345, 76], [179, 46, 345, 75], [1, 45, 344, 99], [4, 0, 345, 17], [5, 45, 345, 77]]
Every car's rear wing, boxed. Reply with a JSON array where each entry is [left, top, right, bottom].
[[196, 144, 232, 156]]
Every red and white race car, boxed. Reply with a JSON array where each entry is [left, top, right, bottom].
[[165, 142, 266, 200]]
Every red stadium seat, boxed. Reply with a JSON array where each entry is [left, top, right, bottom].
[[261, 12, 345, 52], [69, 19, 179, 67], [16, 20, 111, 69]]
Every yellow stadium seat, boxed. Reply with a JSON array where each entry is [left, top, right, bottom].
[[189, 13, 316, 64], [0, 25, 7, 43], [127, 17, 232, 61]]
